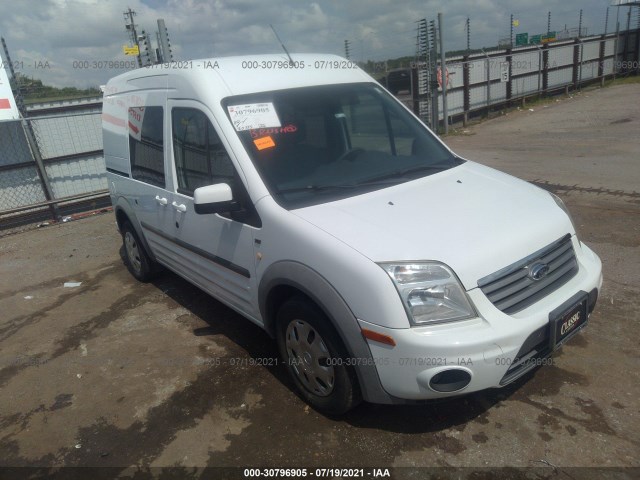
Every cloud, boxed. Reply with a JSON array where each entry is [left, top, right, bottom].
[[0, 0, 614, 88]]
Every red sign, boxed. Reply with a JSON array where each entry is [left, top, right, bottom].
[[436, 67, 450, 89], [0, 98, 10, 109], [250, 124, 297, 139]]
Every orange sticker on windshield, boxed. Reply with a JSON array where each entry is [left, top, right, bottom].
[[254, 136, 276, 151]]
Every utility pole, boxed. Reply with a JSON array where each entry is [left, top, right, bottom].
[[466, 17, 471, 53], [415, 23, 421, 64], [123, 8, 143, 68], [622, 6, 631, 70], [438, 12, 448, 134], [155, 31, 163, 63], [140, 30, 156, 66], [429, 19, 439, 131], [415, 18, 429, 123], [157, 19, 173, 63], [578, 9, 583, 38], [613, 8, 620, 79], [547, 11, 551, 35], [510, 14, 514, 48], [605, 7, 609, 35], [626, 5, 632, 32], [344, 40, 351, 60]]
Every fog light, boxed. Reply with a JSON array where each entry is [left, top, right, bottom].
[[429, 369, 471, 393]]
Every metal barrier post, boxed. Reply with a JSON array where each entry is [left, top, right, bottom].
[[463, 55, 470, 126], [536, 45, 543, 96], [598, 35, 606, 87], [506, 48, 513, 105], [21, 119, 60, 220], [572, 38, 580, 89], [482, 50, 491, 115], [578, 39, 585, 89]]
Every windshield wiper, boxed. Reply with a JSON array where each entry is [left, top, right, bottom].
[[360, 164, 447, 184], [274, 165, 448, 195], [275, 181, 393, 195], [275, 184, 359, 194]]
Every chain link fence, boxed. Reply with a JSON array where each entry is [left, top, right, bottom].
[[0, 120, 47, 211], [30, 110, 106, 198], [0, 99, 109, 233]]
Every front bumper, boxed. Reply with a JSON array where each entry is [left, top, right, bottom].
[[359, 241, 603, 400]]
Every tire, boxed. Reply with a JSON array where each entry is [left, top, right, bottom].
[[121, 221, 159, 282], [276, 296, 361, 415]]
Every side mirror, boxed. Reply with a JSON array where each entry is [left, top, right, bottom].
[[193, 183, 240, 215]]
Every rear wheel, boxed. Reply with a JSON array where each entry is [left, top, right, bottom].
[[276, 296, 361, 415], [121, 221, 159, 282]]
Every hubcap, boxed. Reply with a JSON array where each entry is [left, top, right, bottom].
[[285, 319, 335, 397], [124, 231, 142, 273]]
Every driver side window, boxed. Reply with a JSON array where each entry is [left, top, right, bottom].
[[172, 107, 236, 196]]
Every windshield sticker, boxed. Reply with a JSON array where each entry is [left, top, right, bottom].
[[249, 124, 298, 139], [228, 103, 281, 131], [253, 135, 276, 151]]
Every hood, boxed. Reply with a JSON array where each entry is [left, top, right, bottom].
[[291, 161, 574, 290]]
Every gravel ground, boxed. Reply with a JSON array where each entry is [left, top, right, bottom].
[[0, 82, 638, 479]]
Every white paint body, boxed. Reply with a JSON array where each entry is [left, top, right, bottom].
[[104, 54, 602, 402]]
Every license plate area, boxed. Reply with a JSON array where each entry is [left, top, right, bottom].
[[549, 293, 588, 349]]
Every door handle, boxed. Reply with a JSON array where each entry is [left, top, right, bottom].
[[155, 195, 168, 206], [172, 201, 187, 213]]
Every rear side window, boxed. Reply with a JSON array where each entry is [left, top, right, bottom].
[[171, 107, 236, 196], [129, 106, 165, 188]]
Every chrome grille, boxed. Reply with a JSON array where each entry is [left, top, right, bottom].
[[478, 234, 578, 314]]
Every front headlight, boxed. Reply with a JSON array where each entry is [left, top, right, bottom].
[[380, 262, 476, 326]]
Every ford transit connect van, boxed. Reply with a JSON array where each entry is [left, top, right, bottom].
[[103, 54, 602, 414]]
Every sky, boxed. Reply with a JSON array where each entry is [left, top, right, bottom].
[[0, 0, 630, 88]]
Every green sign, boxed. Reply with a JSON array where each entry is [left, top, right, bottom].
[[530, 34, 542, 44], [516, 33, 529, 46], [541, 32, 557, 43]]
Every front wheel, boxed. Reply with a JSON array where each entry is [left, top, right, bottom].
[[121, 221, 159, 282], [276, 296, 361, 415]]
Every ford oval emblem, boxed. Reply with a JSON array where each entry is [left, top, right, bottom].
[[528, 262, 550, 281]]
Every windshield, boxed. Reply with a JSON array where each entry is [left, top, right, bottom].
[[223, 83, 463, 209]]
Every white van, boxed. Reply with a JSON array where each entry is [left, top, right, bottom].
[[103, 54, 602, 414]]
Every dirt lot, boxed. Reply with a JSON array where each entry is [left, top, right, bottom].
[[1, 83, 639, 478]]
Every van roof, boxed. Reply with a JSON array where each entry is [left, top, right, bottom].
[[104, 53, 373, 98]]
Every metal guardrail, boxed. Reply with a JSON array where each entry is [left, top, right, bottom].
[[410, 30, 640, 130], [0, 189, 109, 217]]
